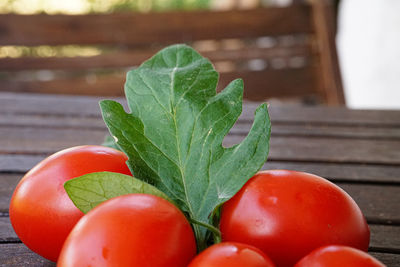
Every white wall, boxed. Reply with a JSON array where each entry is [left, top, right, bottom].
[[337, 0, 400, 109]]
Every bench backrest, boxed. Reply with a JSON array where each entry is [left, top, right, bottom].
[[0, 0, 344, 104]]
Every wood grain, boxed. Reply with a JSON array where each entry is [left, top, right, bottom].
[[263, 162, 400, 184], [2, 114, 400, 140], [0, 243, 55, 266], [0, 243, 400, 267], [1, 219, 399, 254], [0, 243, 396, 267], [232, 135, 400, 165], [0, 155, 45, 172], [0, 93, 399, 265], [0, 45, 312, 71], [0, 174, 20, 213], [310, 0, 345, 105], [2, 156, 400, 184], [1, 126, 399, 165], [1, 67, 317, 100], [0, 7, 312, 46], [336, 183, 400, 224], [369, 252, 400, 267], [0, 2, 344, 104], [370, 224, 400, 252], [1, 176, 399, 222], [2, 93, 399, 126]]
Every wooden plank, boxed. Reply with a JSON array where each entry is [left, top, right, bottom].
[[1, 127, 399, 165], [1, 175, 399, 222], [0, 92, 115, 117], [1, 93, 399, 127], [0, 74, 126, 97], [0, 244, 397, 267], [1, 212, 399, 249], [220, 67, 317, 100], [2, 155, 400, 184], [0, 155, 44, 172], [310, 0, 345, 105], [262, 162, 400, 184], [370, 224, 400, 252], [370, 252, 400, 267], [0, 243, 397, 267], [0, 6, 313, 46], [233, 135, 400, 165], [0, 67, 317, 99], [0, 217, 18, 242], [2, 114, 400, 140], [0, 45, 312, 71], [242, 103, 400, 127], [337, 183, 400, 224], [0, 114, 106, 129], [0, 127, 106, 154], [0, 174, 20, 213], [0, 243, 55, 266], [258, 123, 400, 140]]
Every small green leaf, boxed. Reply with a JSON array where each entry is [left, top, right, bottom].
[[100, 44, 271, 249], [64, 171, 172, 214]]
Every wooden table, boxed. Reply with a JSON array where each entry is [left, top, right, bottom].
[[0, 92, 399, 266]]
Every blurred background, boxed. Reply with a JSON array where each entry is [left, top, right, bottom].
[[0, 0, 399, 109]]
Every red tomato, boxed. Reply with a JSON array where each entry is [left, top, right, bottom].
[[188, 242, 275, 267], [57, 194, 196, 267], [220, 170, 370, 267], [295, 245, 385, 267], [9, 145, 132, 262]]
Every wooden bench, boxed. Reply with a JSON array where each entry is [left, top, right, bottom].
[[0, 0, 344, 104]]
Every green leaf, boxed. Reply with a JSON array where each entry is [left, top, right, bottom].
[[64, 171, 172, 214], [100, 44, 271, 248]]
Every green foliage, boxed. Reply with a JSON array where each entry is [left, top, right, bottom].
[[100, 44, 271, 249]]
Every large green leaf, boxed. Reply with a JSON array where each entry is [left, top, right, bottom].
[[100, 44, 271, 248]]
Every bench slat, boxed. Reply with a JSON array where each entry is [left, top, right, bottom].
[[2, 181, 398, 223], [0, 243, 54, 266], [0, 67, 317, 100], [1, 213, 399, 248], [2, 114, 400, 140], [370, 253, 400, 267], [2, 94, 400, 126], [0, 45, 312, 71], [0, 7, 312, 46], [0, 243, 397, 267], [2, 158, 400, 184], [337, 183, 400, 224], [1, 127, 399, 165]]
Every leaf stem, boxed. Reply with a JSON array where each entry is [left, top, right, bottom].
[[189, 217, 222, 247]]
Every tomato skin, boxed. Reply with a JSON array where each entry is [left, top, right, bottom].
[[220, 170, 370, 267], [294, 245, 385, 267], [57, 194, 196, 267], [9, 145, 132, 262], [188, 242, 275, 267]]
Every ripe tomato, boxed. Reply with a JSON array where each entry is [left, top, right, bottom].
[[188, 242, 275, 267], [220, 170, 370, 267], [57, 194, 196, 267], [9, 145, 132, 262], [294, 245, 385, 267]]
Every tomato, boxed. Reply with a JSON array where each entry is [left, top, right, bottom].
[[9, 145, 132, 262], [188, 242, 275, 267], [220, 170, 370, 267], [294, 245, 385, 267], [57, 193, 196, 267]]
